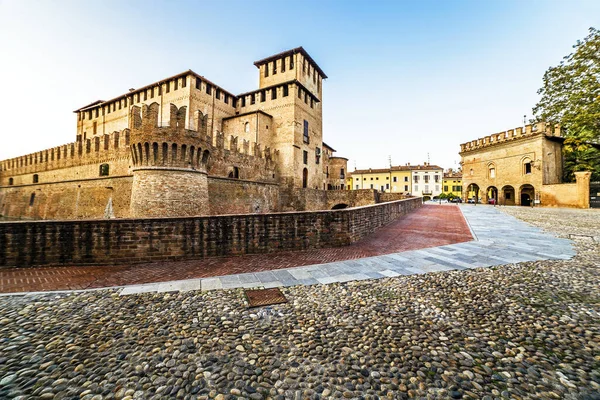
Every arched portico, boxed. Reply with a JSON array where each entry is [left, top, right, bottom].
[[501, 185, 515, 206], [466, 183, 480, 203], [486, 186, 498, 204], [519, 184, 535, 206]]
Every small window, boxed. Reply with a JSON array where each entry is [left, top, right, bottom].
[[303, 150, 308, 165], [260, 91, 266, 102], [251, 94, 256, 104], [88, 110, 92, 119], [524, 162, 532, 174], [404, 185, 409, 191], [174, 79, 178, 90], [489, 166, 496, 178], [33, 174, 39, 183], [272, 88, 277, 100], [206, 84, 212, 95], [8, 178, 14, 185], [181, 76, 186, 88], [195, 78, 201, 90], [393, 177, 397, 182], [298, 87, 302, 99], [386, 183, 389, 189], [290, 56, 294, 69], [241, 96, 246, 107], [340, 168, 345, 179], [265, 64, 269, 77], [404, 176, 408, 182], [99, 163, 110, 176], [95, 108, 99, 118], [281, 57, 286, 72], [303, 120, 309, 144], [29, 193, 35, 207], [166, 82, 170, 93], [216, 89, 221, 100], [283, 85, 289, 97], [315, 147, 321, 164], [228, 166, 240, 179], [273, 60, 277, 74], [444, 185, 448, 192], [224, 93, 229, 104]]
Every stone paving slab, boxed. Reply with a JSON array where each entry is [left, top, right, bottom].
[[114, 204, 574, 295]]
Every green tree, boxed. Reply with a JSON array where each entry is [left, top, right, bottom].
[[533, 27, 600, 181]]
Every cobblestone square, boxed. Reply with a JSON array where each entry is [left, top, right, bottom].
[[0, 206, 599, 399]]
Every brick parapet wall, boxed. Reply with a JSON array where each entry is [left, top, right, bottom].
[[0, 197, 422, 268]]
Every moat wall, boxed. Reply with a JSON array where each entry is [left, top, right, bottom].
[[0, 197, 422, 268]]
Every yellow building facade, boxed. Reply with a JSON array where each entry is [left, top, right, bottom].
[[442, 170, 463, 197], [348, 166, 412, 193]]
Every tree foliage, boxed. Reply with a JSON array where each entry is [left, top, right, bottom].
[[533, 27, 600, 181]]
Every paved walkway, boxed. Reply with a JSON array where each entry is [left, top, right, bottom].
[[0, 205, 471, 294], [0, 205, 575, 295], [119, 205, 574, 295]]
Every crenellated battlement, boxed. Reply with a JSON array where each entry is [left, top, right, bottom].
[[0, 129, 131, 179], [459, 123, 561, 154]]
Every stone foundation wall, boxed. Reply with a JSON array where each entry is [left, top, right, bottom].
[[0, 197, 422, 268], [0, 177, 133, 220], [207, 177, 280, 215]]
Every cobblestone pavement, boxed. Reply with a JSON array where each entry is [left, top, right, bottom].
[[0, 205, 472, 294], [0, 206, 598, 399]]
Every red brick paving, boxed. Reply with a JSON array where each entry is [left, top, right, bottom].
[[0, 205, 472, 294]]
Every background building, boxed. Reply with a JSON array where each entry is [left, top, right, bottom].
[[460, 123, 592, 208], [348, 163, 443, 200], [443, 169, 463, 198]]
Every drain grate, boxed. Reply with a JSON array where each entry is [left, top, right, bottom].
[[244, 288, 287, 308]]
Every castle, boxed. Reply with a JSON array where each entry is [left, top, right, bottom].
[[0, 47, 356, 220]]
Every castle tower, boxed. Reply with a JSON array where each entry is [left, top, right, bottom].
[[234, 47, 327, 190], [129, 103, 212, 218]]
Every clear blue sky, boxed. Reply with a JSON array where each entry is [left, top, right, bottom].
[[1, 0, 599, 170]]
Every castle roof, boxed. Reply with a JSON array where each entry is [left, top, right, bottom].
[[322, 142, 335, 152], [254, 47, 328, 79], [236, 79, 321, 103], [74, 70, 238, 113], [222, 110, 273, 121]]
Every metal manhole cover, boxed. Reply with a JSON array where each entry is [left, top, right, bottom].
[[245, 288, 287, 308]]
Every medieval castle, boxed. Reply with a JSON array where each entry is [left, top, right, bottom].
[[0, 48, 362, 220]]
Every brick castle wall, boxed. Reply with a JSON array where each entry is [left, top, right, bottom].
[[0, 197, 422, 268]]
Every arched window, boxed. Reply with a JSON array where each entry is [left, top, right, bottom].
[[99, 164, 110, 176], [244, 122, 250, 133], [33, 174, 39, 183], [228, 166, 240, 179], [488, 163, 496, 178], [524, 159, 532, 175]]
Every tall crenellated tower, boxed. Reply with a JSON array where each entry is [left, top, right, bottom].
[[233, 47, 327, 190], [129, 102, 213, 218]]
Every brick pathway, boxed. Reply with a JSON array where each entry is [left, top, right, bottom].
[[0, 205, 471, 294]]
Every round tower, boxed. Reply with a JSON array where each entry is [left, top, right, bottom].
[[129, 103, 212, 218]]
